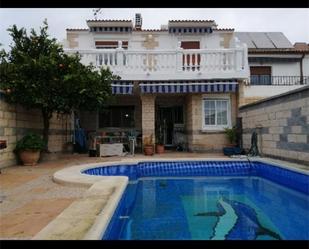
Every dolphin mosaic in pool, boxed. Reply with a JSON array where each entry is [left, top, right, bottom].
[[195, 198, 282, 240]]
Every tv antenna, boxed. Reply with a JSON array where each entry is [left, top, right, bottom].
[[93, 9, 102, 20]]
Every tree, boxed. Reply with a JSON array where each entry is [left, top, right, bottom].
[[0, 20, 118, 151]]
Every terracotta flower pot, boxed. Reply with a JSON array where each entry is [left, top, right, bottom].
[[144, 145, 154, 156], [156, 144, 165, 154], [19, 150, 40, 166]]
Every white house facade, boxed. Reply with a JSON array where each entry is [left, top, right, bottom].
[[62, 14, 307, 153]]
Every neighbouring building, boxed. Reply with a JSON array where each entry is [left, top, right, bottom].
[[63, 15, 249, 152], [235, 32, 309, 106]]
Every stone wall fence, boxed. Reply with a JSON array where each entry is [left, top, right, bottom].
[[0, 92, 73, 168], [239, 85, 309, 166]]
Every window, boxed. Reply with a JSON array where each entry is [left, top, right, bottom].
[[250, 66, 271, 85], [181, 41, 201, 70], [203, 98, 230, 130], [99, 106, 135, 128], [95, 41, 128, 49]]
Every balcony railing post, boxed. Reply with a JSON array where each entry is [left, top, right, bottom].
[[116, 41, 124, 73], [176, 41, 183, 72], [64, 46, 252, 80], [250, 75, 309, 86]]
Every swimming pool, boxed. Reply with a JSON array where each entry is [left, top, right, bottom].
[[83, 160, 309, 240]]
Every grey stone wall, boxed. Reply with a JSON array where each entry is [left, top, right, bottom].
[[239, 86, 309, 166]]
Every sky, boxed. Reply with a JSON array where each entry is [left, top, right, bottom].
[[1, 8, 309, 51]]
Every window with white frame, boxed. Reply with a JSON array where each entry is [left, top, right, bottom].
[[202, 98, 231, 130]]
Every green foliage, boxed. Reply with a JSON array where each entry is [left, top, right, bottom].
[[0, 20, 117, 114], [143, 134, 153, 146], [0, 20, 118, 150], [224, 126, 237, 144], [15, 133, 46, 152]]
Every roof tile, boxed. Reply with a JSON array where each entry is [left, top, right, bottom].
[[169, 20, 215, 23], [86, 19, 132, 22], [66, 28, 89, 31]]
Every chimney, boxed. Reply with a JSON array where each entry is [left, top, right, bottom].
[[160, 24, 168, 30], [135, 13, 142, 30]]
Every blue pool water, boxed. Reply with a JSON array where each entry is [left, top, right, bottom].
[[83, 161, 309, 240]]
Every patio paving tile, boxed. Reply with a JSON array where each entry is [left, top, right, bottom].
[[0, 198, 76, 237]]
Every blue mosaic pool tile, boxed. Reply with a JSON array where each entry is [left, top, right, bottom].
[[83, 160, 308, 195], [253, 162, 309, 194], [127, 217, 191, 240]]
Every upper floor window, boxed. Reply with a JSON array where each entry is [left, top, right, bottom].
[[95, 41, 128, 49], [250, 66, 271, 85], [181, 41, 200, 70], [202, 98, 231, 130], [180, 41, 200, 49]]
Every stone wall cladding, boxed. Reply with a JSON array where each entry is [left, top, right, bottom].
[[80, 92, 237, 153], [0, 95, 72, 168], [239, 86, 309, 166], [141, 95, 155, 143], [186, 93, 238, 152]]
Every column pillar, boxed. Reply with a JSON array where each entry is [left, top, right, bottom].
[[141, 95, 156, 148]]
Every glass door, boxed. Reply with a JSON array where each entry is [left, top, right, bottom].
[[156, 106, 184, 147]]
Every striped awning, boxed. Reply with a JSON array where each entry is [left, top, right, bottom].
[[111, 81, 134, 94], [139, 80, 238, 94]]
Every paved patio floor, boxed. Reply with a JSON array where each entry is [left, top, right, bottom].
[[0, 152, 227, 240]]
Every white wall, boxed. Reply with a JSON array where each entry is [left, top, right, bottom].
[[244, 85, 304, 97], [303, 55, 309, 76], [249, 61, 301, 77], [66, 30, 233, 50], [78, 32, 95, 49]]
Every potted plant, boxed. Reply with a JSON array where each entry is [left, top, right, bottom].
[[15, 133, 45, 166], [156, 125, 165, 154], [143, 134, 154, 156], [224, 126, 237, 147]]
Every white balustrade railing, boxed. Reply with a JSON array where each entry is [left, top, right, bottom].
[[65, 46, 249, 80]]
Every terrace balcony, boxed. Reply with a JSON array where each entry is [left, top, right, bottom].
[[244, 75, 309, 99], [64, 42, 249, 81], [250, 75, 309, 86]]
